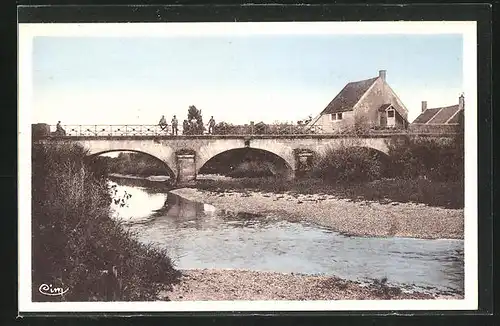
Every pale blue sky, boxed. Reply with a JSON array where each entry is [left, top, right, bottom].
[[32, 34, 463, 125]]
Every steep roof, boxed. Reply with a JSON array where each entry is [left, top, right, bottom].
[[412, 108, 441, 124], [320, 77, 378, 114], [378, 103, 392, 112], [412, 104, 462, 124], [447, 110, 464, 124]]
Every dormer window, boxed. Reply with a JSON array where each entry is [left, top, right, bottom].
[[330, 112, 343, 121], [387, 109, 395, 118]]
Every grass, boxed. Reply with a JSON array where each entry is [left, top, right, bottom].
[[195, 176, 464, 209], [32, 142, 180, 302]]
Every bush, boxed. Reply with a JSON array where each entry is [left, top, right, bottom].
[[387, 135, 464, 182], [213, 122, 239, 135], [32, 142, 180, 301], [313, 143, 384, 182]]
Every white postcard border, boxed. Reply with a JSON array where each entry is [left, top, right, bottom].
[[18, 21, 478, 313]]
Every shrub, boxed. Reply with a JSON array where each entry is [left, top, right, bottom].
[[213, 122, 239, 135], [313, 143, 384, 182], [387, 135, 464, 182], [32, 142, 180, 301]]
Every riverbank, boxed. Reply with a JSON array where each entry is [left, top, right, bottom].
[[195, 177, 464, 209], [32, 143, 180, 301], [160, 269, 462, 301], [171, 186, 463, 239], [109, 173, 170, 182]]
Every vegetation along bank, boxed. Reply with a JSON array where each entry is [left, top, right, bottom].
[[32, 143, 180, 302]]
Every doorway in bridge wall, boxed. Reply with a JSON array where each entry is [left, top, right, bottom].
[[198, 148, 292, 181]]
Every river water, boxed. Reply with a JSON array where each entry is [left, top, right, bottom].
[[108, 177, 464, 295]]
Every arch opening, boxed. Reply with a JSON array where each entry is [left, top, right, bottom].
[[88, 150, 176, 181], [198, 147, 293, 179]]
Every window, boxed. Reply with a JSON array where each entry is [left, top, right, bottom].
[[387, 109, 395, 118], [330, 113, 343, 121]]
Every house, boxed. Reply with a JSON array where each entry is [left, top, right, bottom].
[[409, 94, 464, 133], [307, 70, 410, 133]]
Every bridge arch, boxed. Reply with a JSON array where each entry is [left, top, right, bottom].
[[197, 147, 294, 178], [195, 139, 295, 173], [88, 149, 176, 179]]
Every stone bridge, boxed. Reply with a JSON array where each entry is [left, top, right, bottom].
[[39, 134, 453, 185]]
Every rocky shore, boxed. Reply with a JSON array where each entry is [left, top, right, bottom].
[[170, 188, 463, 240], [160, 269, 461, 301]]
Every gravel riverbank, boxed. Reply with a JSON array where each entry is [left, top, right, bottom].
[[170, 188, 463, 239], [160, 269, 461, 301]]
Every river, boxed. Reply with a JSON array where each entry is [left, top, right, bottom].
[[108, 176, 464, 296]]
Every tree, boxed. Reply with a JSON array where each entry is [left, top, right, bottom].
[[186, 105, 204, 135]]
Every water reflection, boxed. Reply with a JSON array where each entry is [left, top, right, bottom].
[[110, 177, 464, 295]]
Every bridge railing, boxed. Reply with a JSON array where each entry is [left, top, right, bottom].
[[50, 125, 181, 136], [43, 124, 457, 137], [48, 124, 326, 136]]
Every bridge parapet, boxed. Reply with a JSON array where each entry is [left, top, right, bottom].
[[35, 125, 460, 140], [34, 124, 462, 139]]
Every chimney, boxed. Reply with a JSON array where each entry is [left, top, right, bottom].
[[459, 93, 465, 110], [379, 70, 386, 82], [421, 101, 427, 112]]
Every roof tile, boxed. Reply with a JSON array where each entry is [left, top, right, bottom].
[[412, 104, 462, 125], [447, 109, 464, 124], [321, 77, 378, 114], [412, 108, 441, 124], [427, 105, 460, 124]]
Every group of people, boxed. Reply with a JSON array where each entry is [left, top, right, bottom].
[[158, 115, 216, 135], [52, 116, 217, 137], [158, 115, 179, 135]]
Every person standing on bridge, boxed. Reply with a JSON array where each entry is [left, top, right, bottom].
[[158, 115, 167, 131], [207, 116, 215, 134], [171, 115, 178, 135]]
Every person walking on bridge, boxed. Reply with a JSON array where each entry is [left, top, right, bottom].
[[158, 115, 167, 132], [207, 116, 216, 134], [171, 115, 178, 135]]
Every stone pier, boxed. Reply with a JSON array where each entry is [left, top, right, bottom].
[[295, 150, 315, 177], [176, 154, 196, 185]]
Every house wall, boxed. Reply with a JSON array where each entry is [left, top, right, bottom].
[[354, 79, 409, 129], [316, 110, 355, 132], [312, 77, 410, 132]]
